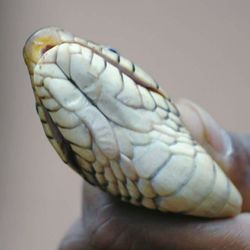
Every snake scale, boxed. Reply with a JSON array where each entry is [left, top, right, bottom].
[[23, 27, 242, 218]]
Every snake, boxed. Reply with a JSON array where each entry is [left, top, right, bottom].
[[23, 27, 242, 218]]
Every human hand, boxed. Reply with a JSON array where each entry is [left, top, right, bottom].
[[59, 100, 250, 250]]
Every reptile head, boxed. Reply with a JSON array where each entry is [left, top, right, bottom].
[[23, 27, 243, 218], [23, 27, 73, 74]]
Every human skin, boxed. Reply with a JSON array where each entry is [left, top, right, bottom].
[[59, 100, 250, 250]]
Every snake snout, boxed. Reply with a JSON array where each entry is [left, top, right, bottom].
[[23, 27, 73, 73]]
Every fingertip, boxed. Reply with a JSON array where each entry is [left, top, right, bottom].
[[176, 99, 205, 143], [176, 99, 233, 170]]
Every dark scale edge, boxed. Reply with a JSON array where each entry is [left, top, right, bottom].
[[38, 101, 99, 186]]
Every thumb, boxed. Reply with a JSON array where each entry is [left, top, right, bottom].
[[176, 99, 233, 172], [176, 99, 250, 211]]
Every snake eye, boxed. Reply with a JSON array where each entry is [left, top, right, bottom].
[[108, 47, 119, 54]]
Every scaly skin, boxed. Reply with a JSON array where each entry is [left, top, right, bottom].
[[23, 27, 242, 218]]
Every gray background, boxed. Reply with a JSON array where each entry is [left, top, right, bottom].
[[0, 0, 249, 249]]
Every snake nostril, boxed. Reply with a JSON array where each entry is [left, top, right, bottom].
[[42, 44, 55, 55]]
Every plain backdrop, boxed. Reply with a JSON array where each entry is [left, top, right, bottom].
[[0, 0, 249, 249]]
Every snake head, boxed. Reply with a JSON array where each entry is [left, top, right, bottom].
[[23, 27, 242, 218], [23, 27, 73, 74]]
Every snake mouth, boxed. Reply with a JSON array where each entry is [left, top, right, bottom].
[[23, 27, 69, 74]]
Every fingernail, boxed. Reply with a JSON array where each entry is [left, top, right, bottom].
[[176, 99, 233, 161]]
